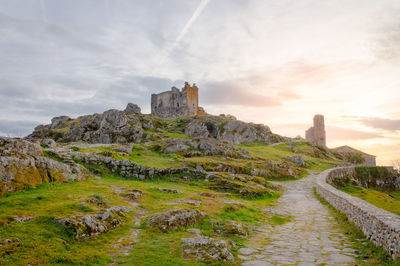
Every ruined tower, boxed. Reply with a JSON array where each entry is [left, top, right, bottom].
[[305, 114, 326, 147], [151, 82, 206, 119]]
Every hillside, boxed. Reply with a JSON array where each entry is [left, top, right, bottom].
[[0, 103, 342, 265]]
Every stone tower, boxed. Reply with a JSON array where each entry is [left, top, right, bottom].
[[305, 114, 326, 147], [151, 82, 206, 119]]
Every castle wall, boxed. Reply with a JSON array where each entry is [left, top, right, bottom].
[[305, 114, 326, 147], [183, 83, 198, 116], [151, 82, 204, 119]]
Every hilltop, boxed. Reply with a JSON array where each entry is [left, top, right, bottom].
[[0, 103, 342, 265]]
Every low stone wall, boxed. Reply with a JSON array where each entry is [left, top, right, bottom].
[[316, 167, 400, 259], [71, 152, 205, 180]]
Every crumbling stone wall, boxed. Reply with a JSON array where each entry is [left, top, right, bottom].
[[151, 82, 205, 119], [316, 167, 400, 259], [305, 114, 326, 147]]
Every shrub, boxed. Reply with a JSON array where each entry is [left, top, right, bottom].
[[345, 152, 365, 164], [355, 166, 396, 181]]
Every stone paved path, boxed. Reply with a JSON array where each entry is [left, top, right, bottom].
[[241, 172, 358, 265]]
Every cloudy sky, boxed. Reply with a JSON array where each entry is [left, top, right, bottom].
[[0, 0, 399, 165]]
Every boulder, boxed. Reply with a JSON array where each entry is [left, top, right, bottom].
[[185, 121, 209, 138], [122, 189, 144, 201], [124, 103, 141, 115], [181, 236, 234, 261], [86, 196, 109, 208], [41, 138, 56, 148], [147, 209, 206, 232], [156, 188, 182, 194], [55, 206, 132, 239], [50, 116, 70, 129], [101, 109, 128, 128], [222, 221, 247, 237], [287, 155, 305, 167], [221, 121, 272, 144], [0, 138, 90, 195], [0, 137, 43, 157]]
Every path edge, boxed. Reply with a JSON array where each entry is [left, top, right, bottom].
[[315, 167, 400, 260]]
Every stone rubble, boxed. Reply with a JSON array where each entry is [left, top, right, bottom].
[[55, 206, 132, 239]]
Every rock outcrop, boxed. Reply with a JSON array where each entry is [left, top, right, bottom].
[[0, 137, 90, 195], [221, 221, 248, 237], [207, 172, 276, 197], [163, 138, 251, 158], [181, 236, 235, 261], [147, 208, 206, 232], [124, 103, 141, 115], [26, 102, 282, 148], [27, 103, 144, 144], [55, 206, 132, 239], [184, 121, 209, 138], [221, 120, 272, 144]]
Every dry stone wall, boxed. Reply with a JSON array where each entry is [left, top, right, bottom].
[[71, 152, 205, 180], [316, 167, 400, 259]]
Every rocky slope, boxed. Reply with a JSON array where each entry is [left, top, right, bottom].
[[26, 103, 284, 145], [0, 103, 345, 264], [0, 137, 90, 195]]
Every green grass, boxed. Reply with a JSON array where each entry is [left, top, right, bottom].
[[0, 172, 280, 265], [338, 184, 400, 216], [313, 187, 398, 265], [77, 144, 185, 169], [164, 132, 190, 139], [238, 142, 340, 174], [128, 145, 184, 168]]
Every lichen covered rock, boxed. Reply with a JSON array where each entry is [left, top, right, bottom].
[[207, 172, 276, 197], [0, 137, 90, 195], [221, 221, 248, 237], [147, 209, 206, 232], [27, 104, 144, 144], [181, 236, 234, 261], [124, 103, 141, 115], [286, 155, 306, 167], [184, 121, 209, 138], [163, 138, 250, 159], [56, 206, 132, 239], [123, 189, 144, 201], [156, 188, 182, 194]]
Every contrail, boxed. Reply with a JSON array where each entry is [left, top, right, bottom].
[[153, 0, 211, 72]]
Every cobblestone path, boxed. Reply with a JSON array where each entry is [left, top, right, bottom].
[[240, 172, 358, 265]]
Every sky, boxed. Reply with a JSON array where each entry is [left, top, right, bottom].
[[0, 0, 399, 165]]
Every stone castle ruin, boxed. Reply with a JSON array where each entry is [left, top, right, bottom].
[[305, 114, 326, 147], [151, 82, 206, 119]]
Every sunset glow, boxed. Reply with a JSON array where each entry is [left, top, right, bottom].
[[0, 0, 399, 165]]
